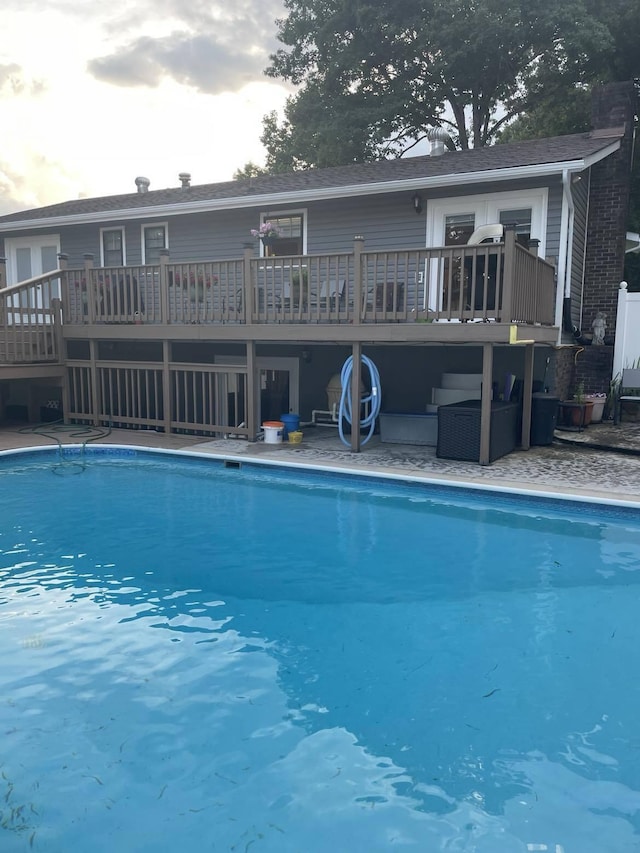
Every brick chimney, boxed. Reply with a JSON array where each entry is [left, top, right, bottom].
[[582, 81, 638, 337]]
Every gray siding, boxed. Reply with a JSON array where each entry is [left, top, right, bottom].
[[4, 176, 565, 269]]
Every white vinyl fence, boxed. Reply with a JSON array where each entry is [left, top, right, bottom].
[[613, 281, 640, 378]]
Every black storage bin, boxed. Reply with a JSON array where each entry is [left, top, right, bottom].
[[530, 393, 559, 446], [437, 400, 518, 463]]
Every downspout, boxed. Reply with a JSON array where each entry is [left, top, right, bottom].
[[556, 168, 576, 343]]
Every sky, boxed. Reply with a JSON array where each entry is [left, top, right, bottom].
[[0, 0, 291, 216]]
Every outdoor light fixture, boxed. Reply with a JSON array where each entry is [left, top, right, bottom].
[[302, 348, 312, 363], [412, 192, 423, 214]]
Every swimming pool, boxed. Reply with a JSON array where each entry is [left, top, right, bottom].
[[1, 447, 640, 851]]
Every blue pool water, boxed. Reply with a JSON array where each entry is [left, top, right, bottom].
[[1, 450, 640, 852]]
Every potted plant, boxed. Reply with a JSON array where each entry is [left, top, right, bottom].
[[290, 268, 308, 306], [584, 392, 607, 423], [604, 372, 621, 422], [250, 221, 282, 255], [174, 270, 217, 303], [561, 382, 594, 428]]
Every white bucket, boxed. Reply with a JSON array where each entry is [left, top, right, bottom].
[[262, 421, 284, 444]]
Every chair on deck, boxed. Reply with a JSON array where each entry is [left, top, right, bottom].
[[311, 279, 346, 311], [100, 275, 144, 322], [615, 368, 640, 424], [467, 224, 504, 246]]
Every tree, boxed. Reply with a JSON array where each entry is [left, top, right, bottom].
[[263, 0, 613, 168], [233, 162, 268, 180], [499, 0, 639, 144]]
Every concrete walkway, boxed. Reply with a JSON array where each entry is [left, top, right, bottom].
[[2, 420, 640, 505]]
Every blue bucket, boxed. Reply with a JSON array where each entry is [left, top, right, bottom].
[[280, 413, 301, 438]]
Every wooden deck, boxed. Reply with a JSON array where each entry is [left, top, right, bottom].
[[0, 234, 559, 463]]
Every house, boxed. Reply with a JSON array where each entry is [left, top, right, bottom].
[[0, 81, 636, 463]]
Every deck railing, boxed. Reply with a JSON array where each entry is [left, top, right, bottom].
[[66, 360, 250, 437], [55, 232, 555, 328], [0, 270, 62, 364], [1, 232, 556, 361], [55, 230, 555, 328]]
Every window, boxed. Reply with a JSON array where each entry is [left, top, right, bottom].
[[142, 224, 167, 264], [101, 228, 125, 266], [444, 213, 476, 247], [260, 213, 305, 256], [499, 208, 533, 247]]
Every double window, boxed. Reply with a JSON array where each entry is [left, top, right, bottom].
[[98, 224, 168, 266]]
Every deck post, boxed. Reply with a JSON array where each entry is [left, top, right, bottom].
[[0, 256, 6, 289], [162, 340, 172, 435], [159, 249, 170, 324], [353, 236, 364, 325], [56, 254, 68, 326], [500, 226, 516, 322], [350, 341, 362, 453], [521, 343, 534, 449], [83, 254, 95, 324], [52, 296, 71, 424], [89, 338, 100, 426], [243, 246, 254, 322], [479, 342, 494, 465], [246, 340, 257, 441]]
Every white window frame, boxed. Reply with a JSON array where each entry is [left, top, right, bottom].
[[100, 227, 126, 267], [141, 222, 169, 264], [258, 209, 308, 257]]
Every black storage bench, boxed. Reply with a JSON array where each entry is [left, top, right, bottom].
[[437, 400, 518, 463]]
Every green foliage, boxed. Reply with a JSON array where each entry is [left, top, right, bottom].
[[290, 268, 308, 287], [261, 0, 619, 169], [498, 86, 593, 144], [232, 162, 269, 180]]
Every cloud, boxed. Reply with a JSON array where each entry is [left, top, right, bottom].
[[88, 0, 285, 95], [0, 154, 81, 215], [89, 32, 269, 94], [0, 62, 45, 96]]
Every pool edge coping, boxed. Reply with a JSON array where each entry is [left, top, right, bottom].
[[3, 442, 640, 510]]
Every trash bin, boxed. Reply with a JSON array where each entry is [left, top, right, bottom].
[[531, 393, 559, 445]]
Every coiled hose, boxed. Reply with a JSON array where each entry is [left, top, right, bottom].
[[338, 354, 382, 447]]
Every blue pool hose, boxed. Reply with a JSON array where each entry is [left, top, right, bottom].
[[338, 354, 382, 447]]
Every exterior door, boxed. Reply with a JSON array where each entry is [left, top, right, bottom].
[[5, 235, 61, 307], [215, 355, 300, 433], [425, 191, 547, 311], [257, 357, 300, 424]]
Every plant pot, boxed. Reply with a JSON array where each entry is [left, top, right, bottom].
[[560, 400, 594, 428], [585, 394, 606, 424]]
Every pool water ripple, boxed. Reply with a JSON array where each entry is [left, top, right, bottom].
[[1, 455, 640, 851]]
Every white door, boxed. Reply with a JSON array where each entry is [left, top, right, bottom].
[[425, 190, 548, 311], [5, 235, 61, 307]]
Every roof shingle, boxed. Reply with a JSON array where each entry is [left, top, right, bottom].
[[0, 129, 622, 226]]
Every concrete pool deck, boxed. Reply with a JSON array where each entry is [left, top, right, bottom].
[[2, 420, 640, 505]]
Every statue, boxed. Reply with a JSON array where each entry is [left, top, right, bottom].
[[592, 311, 606, 345]]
